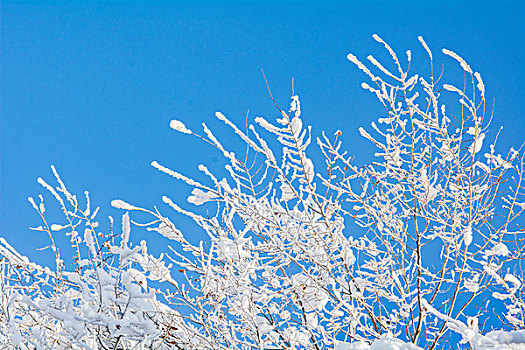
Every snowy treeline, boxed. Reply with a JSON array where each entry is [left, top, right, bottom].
[[1, 36, 524, 349]]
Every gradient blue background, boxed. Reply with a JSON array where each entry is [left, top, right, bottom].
[[1, 1, 524, 271]]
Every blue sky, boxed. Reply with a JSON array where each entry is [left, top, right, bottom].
[[1, 0, 524, 268]]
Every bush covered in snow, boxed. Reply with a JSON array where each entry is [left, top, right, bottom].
[[1, 36, 525, 349]]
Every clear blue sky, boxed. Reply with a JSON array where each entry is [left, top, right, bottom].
[[1, 1, 524, 266]]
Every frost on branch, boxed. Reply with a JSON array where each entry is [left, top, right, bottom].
[[0, 173, 192, 349], [2, 36, 525, 349]]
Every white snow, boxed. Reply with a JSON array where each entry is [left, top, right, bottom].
[[169, 119, 192, 134]]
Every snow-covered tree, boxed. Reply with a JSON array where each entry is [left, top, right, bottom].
[[2, 36, 525, 349]]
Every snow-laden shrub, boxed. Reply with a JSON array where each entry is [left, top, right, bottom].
[[1, 36, 524, 349]]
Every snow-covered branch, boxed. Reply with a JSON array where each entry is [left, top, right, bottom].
[[2, 35, 524, 349]]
